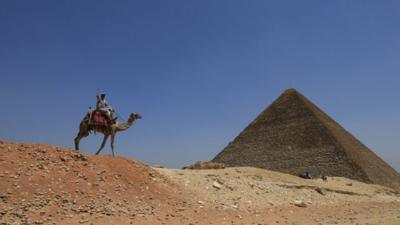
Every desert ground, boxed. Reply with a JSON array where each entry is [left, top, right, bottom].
[[1, 140, 399, 225]]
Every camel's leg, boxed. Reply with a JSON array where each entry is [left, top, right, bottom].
[[95, 134, 109, 155], [110, 134, 116, 157], [74, 131, 89, 151], [75, 119, 91, 151], [74, 136, 79, 150]]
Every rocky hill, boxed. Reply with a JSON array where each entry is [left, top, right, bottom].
[[0, 140, 194, 225], [1, 140, 400, 225]]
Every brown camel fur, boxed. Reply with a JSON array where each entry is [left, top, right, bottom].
[[74, 113, 142, 156]]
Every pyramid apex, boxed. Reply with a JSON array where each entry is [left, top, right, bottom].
[[280, 88, 304, 99], [282, 88, 300, 95]]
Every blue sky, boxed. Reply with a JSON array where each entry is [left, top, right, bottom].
[[0, 1, 399, 171]]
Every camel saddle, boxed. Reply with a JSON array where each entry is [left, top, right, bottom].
[[89, 111, 113, 126]]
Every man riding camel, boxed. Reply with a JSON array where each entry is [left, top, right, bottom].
[[96, 93, 113, 118], [88, 92, 116, 125]]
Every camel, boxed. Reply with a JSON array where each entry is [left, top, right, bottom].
[[74, 113, 142, 156]]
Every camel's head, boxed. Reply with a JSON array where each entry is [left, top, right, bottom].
[[130, 113, 142, 120]]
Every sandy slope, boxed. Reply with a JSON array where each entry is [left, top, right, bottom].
[[156, 167, 400, 224], [1, 140, 399, 225], [155, 167, 399, 209]]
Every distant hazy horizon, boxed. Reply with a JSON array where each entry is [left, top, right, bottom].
[[1, 1, 399, 172]]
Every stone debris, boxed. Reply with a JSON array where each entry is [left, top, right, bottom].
[[212, 181, 223, 189], [315, 187, 326, 195], [59, 155, 68, 162], [293, 200, 307, 208], [182, 161, 226, 170]]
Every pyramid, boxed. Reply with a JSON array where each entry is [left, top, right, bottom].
[[213, 88, 400, 189]]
